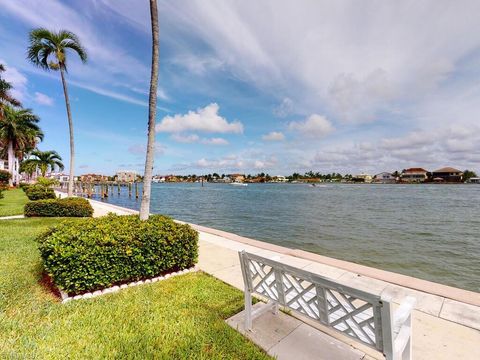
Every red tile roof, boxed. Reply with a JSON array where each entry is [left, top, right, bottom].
[[403, 168, 428, 173], [433, 167, 462, 173]]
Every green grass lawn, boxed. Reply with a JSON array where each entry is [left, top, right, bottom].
[[0, 188, 28, 216], [0, 218, 271, 359]]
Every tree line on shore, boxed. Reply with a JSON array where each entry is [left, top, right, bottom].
[[146, 169, 477, 183]]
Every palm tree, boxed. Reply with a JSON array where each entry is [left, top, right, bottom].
[[19, 158, 38, 178], [0, 106, 44, 186], [0, 64, 21, 119], [27, 28, 87, 197], [139, 0, 159, 221], [21, 150, 64, 177]]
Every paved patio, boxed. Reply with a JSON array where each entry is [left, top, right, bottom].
[[79, 194, 480, 359]]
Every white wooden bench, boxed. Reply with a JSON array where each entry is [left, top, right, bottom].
[[239, 251, 416, 360]]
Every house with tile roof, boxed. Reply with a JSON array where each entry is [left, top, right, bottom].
[[400, 168, 429, 183], [432, 167, 463, 182]]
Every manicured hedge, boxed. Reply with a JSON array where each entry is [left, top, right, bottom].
[[25, 197, 94, 217], [25, 184, 56, 200], [19, 183, 31, 192], [37, 214, 199, 294], [0, 170, 11, 184]]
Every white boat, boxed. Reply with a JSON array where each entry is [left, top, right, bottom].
[[230, 182, 248, 187]]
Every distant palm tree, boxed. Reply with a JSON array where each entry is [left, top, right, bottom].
[[19, 158, 38, 178], [27, 28, 87, 196], [0, 64, 21, 119], [139, 0, 159, 221], [0, 106, 43, 185], [21, 150, 64, 177]]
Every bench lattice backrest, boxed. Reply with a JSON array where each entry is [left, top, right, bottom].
[[239, 251, 387, 352]]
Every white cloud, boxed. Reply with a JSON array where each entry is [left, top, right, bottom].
[[0, 61, 27, 101], [201, 137, 229, 145], [288, 114, 334, 138], [170, 133, 229, 145], [171, 54, 224, 75], [129, 86, 169, 101], [192, 154, 276, 171], [156, 103, 243, 133], [157, 88, 169, 101], [2, 0, 151, 106], [262, 131, 285, 141], [273, 97, 293, 118], [328, 69, 395, 123], [307, 124, 480, 174], [128, 143, 166, 156], [380, 131, 430, 150], [170, 134, 200, 143], [33, 92, 54, 106], [141, 0, 480, 126]]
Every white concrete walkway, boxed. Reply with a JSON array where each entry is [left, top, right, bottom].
[[0, 214, 24, 220], [80, 195, 480, 359]]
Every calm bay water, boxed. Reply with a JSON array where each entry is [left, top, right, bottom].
[[101, 182, 480, 292]]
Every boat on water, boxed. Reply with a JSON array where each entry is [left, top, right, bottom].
[[230, 182, 248, 187]]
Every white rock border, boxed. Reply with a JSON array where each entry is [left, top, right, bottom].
[[60, 266, 199, 303]]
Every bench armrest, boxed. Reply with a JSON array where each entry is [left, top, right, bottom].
[[393, 296, 416, 358], [393, 296, 416, 335]]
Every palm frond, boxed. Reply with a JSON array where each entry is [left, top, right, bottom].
[[23, 149, 64, 175], [28, 28, 88, 73], [28, 28, 60, 70], [0, 106, 43, 154]]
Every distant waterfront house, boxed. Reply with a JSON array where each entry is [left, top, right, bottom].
[[431, 167, 463, 183], [352, 173, 373, 183], [229, 174, 245, 183], [80, 173, 108, 182], [152, 175, 165, 183], [373, 172, 396, 183], [116, 170, 137, 183], [47, 172, 70, 183], [400, 168, 428, 183], [272, 175, 287, 182], [468, 177, 480, 184]]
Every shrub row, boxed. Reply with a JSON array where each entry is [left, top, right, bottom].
[[0, 171, 11, 199], [0, 170, 11, 184], [37, 214, 199, 294], [19, 182, 31, 192], [25, 184, 56, 200], [25, 197, 93, 217]]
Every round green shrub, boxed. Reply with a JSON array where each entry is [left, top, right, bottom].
[[37, 214, 199, 294], [25, 184, 56, 200], [19, 182, 31, 192], [0, 170, 11, 185], [24, 197, 94, 217]]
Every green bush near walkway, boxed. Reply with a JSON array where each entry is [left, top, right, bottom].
[[38, 214, 199, 294], [24, 197, 93, 217], [0, 218, 271, 359], [25, 184, 56, 200]]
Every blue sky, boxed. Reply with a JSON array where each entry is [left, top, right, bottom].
[[1, 0, 480, 175]]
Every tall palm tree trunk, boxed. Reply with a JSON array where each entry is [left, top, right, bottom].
[[7, 141, 14, 186], [15, 157, 20, 184], [60, 68, 75, 196], [139, 0, 159, 221]]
